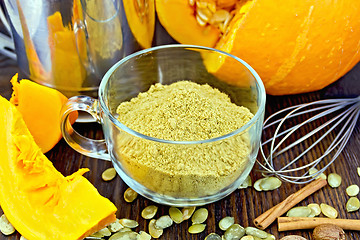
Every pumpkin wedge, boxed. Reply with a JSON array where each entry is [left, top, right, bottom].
[[0, 96, 117, 240], [10, 74, 75, 153], [156, 0, 360, 95], [124, 0, 156, 48]]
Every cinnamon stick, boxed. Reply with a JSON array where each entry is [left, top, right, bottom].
[[278, 217, 360, 231], [254, 178, 327, 230]]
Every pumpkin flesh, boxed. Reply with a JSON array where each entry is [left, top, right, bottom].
[[0, 96, 117, 240], [124, 0, 156, 48]]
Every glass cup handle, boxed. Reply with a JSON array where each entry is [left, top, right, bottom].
[[60, 95, 111, 161]]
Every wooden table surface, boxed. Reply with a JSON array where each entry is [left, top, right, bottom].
[[0, 50, 359, 239]]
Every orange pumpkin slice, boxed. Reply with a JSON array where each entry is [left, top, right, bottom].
[[10, 74, 75, 153], [124, 0, 156, 48], [0, 96, 117, 240], [47, 11, 86, 93], [156, 0, 220, 47]]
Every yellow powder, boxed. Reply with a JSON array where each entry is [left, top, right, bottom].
[[115, 81, 253, 198]]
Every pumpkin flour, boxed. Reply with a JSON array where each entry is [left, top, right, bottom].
[[115, 81, 253, 198]]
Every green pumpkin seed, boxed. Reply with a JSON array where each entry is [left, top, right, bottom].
[[245, 227, 268, 239], [124, 188, 138, 203], [240, 236, 254, 240], [264, 234, 276, 240], [253, 179, 263, 191], [327, 173, 342, 188], [307, 203, 321, 217], [169, 207, 183, 224], [108, 219, 124, 232], [309, 168, 327, 180], [205, 233, 222, 240], [191, 208, 208, 224], [108, 231, 138, 240], [219, 216, 235, 231], [119, 219, 139, 229], [224, 224, 245, 240], [102, 167, 116, 181], [320, 203, 338, 219], [91, 227, 112, 238], [346, 184, 360, 197], [141, 205, 158, 219], [148, 219, 163, 238], [182, 206, 196, 220], [137, 231, 151, 240], [188, 224, 206, 234], [0, 214, 15, 236], [346, 197, 360, 212], [286, 206, 312, 217], [119, 227, 133, 233], [155, 215, 173, 229], [259, 177, 282, 191], [238, 175, 252, 189]]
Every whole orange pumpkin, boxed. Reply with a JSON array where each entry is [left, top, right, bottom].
[[156, 0, 360, 95]]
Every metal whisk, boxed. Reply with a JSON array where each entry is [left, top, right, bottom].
[[258, 96, 360, 184]]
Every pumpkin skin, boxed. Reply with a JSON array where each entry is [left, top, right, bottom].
[[0, 96, 117, 240], [156, 0, 360, 95]]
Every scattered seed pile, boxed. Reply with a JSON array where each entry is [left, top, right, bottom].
[[115, 81, 254, 197]]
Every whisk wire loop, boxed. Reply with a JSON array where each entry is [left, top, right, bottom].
[[258, 96, 360, 184]]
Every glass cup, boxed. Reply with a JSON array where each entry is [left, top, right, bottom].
[[60, 44, 266, 206]]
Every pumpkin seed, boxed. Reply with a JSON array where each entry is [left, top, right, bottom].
[[320, 203, 338, 219], [196, 1, 208, 9], [259, 177, 282, 191], [124, 188, 138, 203], [119, 219, 139, 229], [109, 231, 138, 240], [240, 236, 254, 240], [108, 219, 124, 232], [307, 203, 321, 217], [155, 215, 173, 229], [188, 0, 195, 7], [197, 7, 212, 22], [346, 197, 360, 212], [327, 173, 342, 188], [224, 224, 245, 240], [253, 179, 263, 191], [102, 167, 116, 181], [141, 205, 158, 219], [91, 227, 112, 237], [196, 14, 207, 26], [182, 206, 196, 220], [137, 231, 151, 240], [245, 227, 268, 239], [264, 234, 276, 240], [205, 233, 222, 240], [188, 223, 206, 234], [210, 9, 230, 23], [286, 206, 312, 217], [238, 175, 252, 189], [148, 219, 163, 238], [219, 216, 235, 231], [191, 208, 208, 224], [0, 214, 15, 235], [119, 227, 133, 233], [346, 184, 360, 197], [309, 168, 327, 180], [357, 167, 360, 177], [169, 207, 183, 224]]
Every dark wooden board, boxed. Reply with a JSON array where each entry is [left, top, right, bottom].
[[0, 51, 359, 240]]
